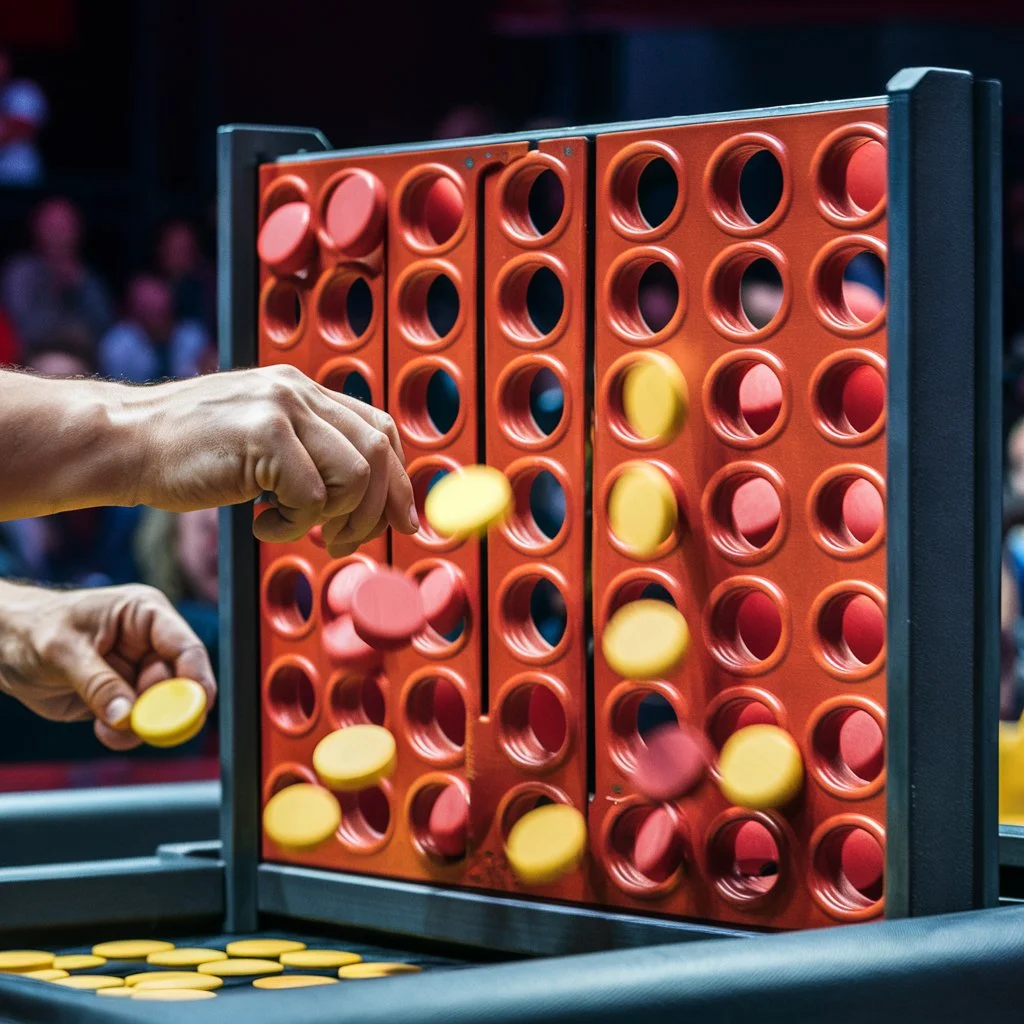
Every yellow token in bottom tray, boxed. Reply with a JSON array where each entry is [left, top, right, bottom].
[[52, 955, 106, 971], [54, 976, 124, 991], [133, 973, 223, 991], [198, 957, 284, 977], [92, 939, 174, 959], [280, 949, 362, 969], [132, 989, 217, 1001], [0, 951, 54, 972], [23, 969, 68, 981], [338, 962, 422, 980], [224, 938, 306, 958], [253, 975, 340, 989], [147, 947, 227, 967]]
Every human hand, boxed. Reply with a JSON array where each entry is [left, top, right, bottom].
[[126, 365, 417, 558], [0, 581, 216, 751]]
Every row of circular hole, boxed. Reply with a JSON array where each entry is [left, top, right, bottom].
[[262, 237, 885, 353], [265, 559, 886, 681], [263, 758, 881, 920]]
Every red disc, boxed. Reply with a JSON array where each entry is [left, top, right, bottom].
[[730, 477, 781, 549], [419, 563, 466, 636], [423, 177, 464, 246], [712, 700, 776, 749], [632, 724, 707, 802], [845, 140, 886, 213], [257, 201, 315, 276], [734, 819, 778, 876], [350, 566, 426, 650], [842, 279, 884, 323], [841, 364, 885, 434], [433, 677, 466, 747], [839, 709, 884, 781], [528, 685, 566, 754], [633, 807, 683, 882], [325, 170, 386, 255], [322, 615, 380, 671], [738, 363, 782, 435], [427, 783, 469, 858], [840, 827, 884, 894], [326, 561, 375, 619], [841, 594, 885, 665], [736, 591, 781, 661], [842, 478, 883, 545]]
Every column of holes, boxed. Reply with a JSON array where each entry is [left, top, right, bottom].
[[387, 160, 481, 871], [484, 142, 590, 865], [256, 166, 333, 857], [591, 139, 707, 902], [803, 120, 889, 921]]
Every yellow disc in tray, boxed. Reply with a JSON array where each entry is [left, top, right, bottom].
[[338, 962, 422, 980], [132, 989, 217, 1001], [0, 951, 53, 972], [54, 975, 124, 991], [424, 465, 512, 539], [254, 975, 340, 989], [93, 939, 174, 959], [224, 938, 307, 958], [52, 954, 106, 971], [125, 970, 207, 986], [622, 353, 687, 443], [719, 724, 804, 809], [147, 947, 227, 967], [313, 725, 397, 792], [601, 599, 690, 680], [97, 988, 134, 997], [263, 784, 341, 851], [505, 803, 587, 886], [23, 969, 68, 981], [608, 464, 677, 557], [130, 678, 207, 748], [198, 958, 284, 977], [133, 973, 222, 991], [280, 949, 362, 969]]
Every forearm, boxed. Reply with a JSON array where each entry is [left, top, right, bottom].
[[0, 370, 152, 519]]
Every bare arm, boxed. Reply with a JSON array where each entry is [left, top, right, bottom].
[[0, 365, 417, 556]]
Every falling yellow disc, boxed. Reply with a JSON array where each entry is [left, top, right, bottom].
[[505, 803, 587, 886], [313, 725, 397, 791], [263, 784, 341, 850], [424, 465, 512, 539], [608, 464, 678, 557], [601, 600, 690, 679], [622, 353, 687, 443], [719, 724, 804, 809]]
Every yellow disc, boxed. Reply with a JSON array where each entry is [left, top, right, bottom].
[[608, 465, 677, 557], [132, 988, 217, 1001], [424, 465, 512, 539], [313, 725, 397, 791], [622, 353, 687, 443], [263, 784, 341, 851], [224, 938, 307, 958], [133, 973, 223, 991], [54, 975, 124, 990], [52, 954, 106, 971], [601, 599, 690, 680], [254, 975, 340, 989], [97, 987, 135, 997], [92, 939, 174, 959], [130, 678, 207, 748], [23, 969, 69, 981], [338, 962, 422, 979], [147, 947, 227, 967], [0, 951, 53, 972], [1000, 720, 1024, 822], [125, 970, 210, 986], [280, 949, 363, 969], [505, 803, 587, 886], [719, 724, 804, 809], [197, 957, 284, 977]]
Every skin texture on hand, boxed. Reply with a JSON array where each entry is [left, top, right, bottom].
[[0, 580, 217, 751], [0, 365, 419, 558]]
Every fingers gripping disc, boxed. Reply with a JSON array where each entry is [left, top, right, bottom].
[[313, 725, 397, 791], [424, 465, 512, 539], [263, 784, 341, 851], [719, 725, 804, 809], [130, 678, 207, 748], [602, 600, 690, 680], [505, 803, 587, 886]]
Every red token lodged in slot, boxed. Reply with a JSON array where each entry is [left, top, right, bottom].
[[839, 709, 884, 781], [631, 724, 707, 802], [351, 566, 426, 650], [422, 177, 464, 246], [633, 807, 684, 883], [324, 170, 387, 256], [734, 819, 779, 876], [845, 140, 886, 213], [427, 782, 469, 859], [731, 477, 781, 549], [258, 201, 316, 277], [842, 478, 883, 545], [840, 827, 883, 896], [419, 563, 467, 636], [738, 363, 783, 435]]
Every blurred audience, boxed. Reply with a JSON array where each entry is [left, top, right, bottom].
[[0, 197, 113, 349], [0, 307, 20, 366], [157, 220, 216, 330], [99, 273, 210, 382], [0, 48, 47, 186]]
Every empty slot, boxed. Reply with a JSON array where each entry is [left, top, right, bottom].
[[739, 259, 783, 330], [811, 706, 884, 790], [526, 267, 564, 337], [505, 467, 567, 551], [264, 564, 314, 633], [738, 149, 784, 225], [528, 366, 565, 437], [608, 256, 681, 340], [609, 685, 680, 772], [426, 274, 460, 338], [323, 367, 372, 404], [266, 663, 317, 733], [406, 675, 467, 761], [636, 692, 678, 737], [708, 586, 784, 670], [499, 360, 567, 446], [815, 244, 887, 331], [817, 591, 885, 672], [318, 273, 372, 346], [398, 367, 462, 444], [263, 280, 303, 344], [501, 162, 567, 241], [500, 574, 568, 659], [426, 369, 460, 435], [411, 463, 453, 542], [709, 817, 782, 902], [814, 824, 884, 910], [336, 786, 391, 848], [708, 471, 783, 558], [636, 157, 679, 230], [397, 270, 462, 345], [637, 262, 679, 334], [328, 673, 387, 729], [528, 170, 565, 236], [499, 681, 568, 767], [709, 249, 785, 336]]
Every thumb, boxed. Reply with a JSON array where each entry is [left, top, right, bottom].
[[66, 644, 138, 729]]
